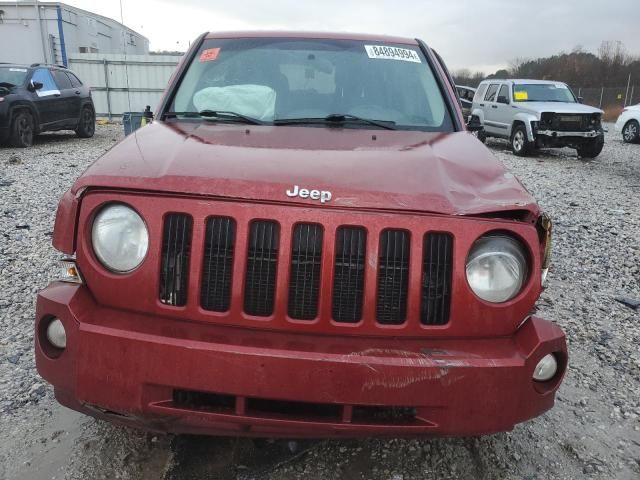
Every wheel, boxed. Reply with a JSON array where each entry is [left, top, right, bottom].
[[622, 119, 639, 143], [577, 132, 604, 159], [510, 124, 531, 156], [9, 110, 34, 148], [474, 129, 487, 144], [75, 106, 95, 138]]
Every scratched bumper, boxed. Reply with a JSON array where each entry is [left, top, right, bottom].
[[536, 129, 602, 138], [36, 283, 567, 438]]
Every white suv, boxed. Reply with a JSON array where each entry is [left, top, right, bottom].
[[471, 79, 604, 158]]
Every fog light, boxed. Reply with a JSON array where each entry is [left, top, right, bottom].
[[533, 353, 557, 382], [46, 318, 67, 349]]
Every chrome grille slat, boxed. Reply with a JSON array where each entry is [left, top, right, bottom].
[[201, 217, 236, 311], [288, 223, 323, 320], [159, 213, 193, 306]]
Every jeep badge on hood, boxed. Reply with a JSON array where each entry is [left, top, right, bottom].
[[286, 185, 332, 203]]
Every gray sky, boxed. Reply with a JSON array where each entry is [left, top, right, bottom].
[[66, 0, 639, 73]]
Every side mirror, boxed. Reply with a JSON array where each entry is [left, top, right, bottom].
[[466, 114, 484, 132], [577, 96, 584, 104], [497, 95, 509, 105], [28, 80, 43, 92]]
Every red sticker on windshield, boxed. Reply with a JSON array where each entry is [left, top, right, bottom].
[[199, 48, 221, 62]]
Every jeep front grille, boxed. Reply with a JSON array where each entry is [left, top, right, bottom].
[[159, 211, 454, 329], [160, 213, 193, 306], [541, 113, 597, 131]]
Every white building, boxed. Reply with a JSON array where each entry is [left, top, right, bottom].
[[0, 1, 149, 66]]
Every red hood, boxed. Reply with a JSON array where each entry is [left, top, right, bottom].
[[72, 121, 538, 217]]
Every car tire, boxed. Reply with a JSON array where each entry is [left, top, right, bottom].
[[9, 110, 35, 148], [474, 129, 487, 144], [622, 120, 639, 144], [75, 106, 95, 138], [577, 132, 605, 159], [510, 124, 531, 156]]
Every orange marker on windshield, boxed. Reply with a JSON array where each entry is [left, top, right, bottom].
[[199, 48, 221, 62]]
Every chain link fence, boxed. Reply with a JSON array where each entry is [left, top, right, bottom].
[[573, 85, 637, 120]]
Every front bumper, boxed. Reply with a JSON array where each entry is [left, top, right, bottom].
[[36, 282, 567, 438], [536, 129, 602, 138]]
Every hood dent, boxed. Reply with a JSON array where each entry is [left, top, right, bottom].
[[73, 122, 539, 217]]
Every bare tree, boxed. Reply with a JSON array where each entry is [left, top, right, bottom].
[[508, 57, 530, 75]]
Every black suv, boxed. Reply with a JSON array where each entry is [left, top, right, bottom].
[[0, 63, 95, 147]]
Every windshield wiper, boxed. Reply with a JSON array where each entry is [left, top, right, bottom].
[[163, 110, 265, 125], [274, 114, 397, 130]]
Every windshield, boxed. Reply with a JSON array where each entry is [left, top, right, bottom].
[[512, 84, 576, 103], [169, 38, 453, 131], [0, 67, 28, 88]]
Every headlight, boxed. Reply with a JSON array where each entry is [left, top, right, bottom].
[[466, 234, 528, 303], [91, 204, 149, 273]]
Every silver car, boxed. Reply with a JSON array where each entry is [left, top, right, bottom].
[[456, 85, 476, 118], [471, 79, 604, 158]]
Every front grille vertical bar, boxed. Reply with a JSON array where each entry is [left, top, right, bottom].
[[273, 221, 292, 322], [186, 214, 205, 308], [406, 231, 423, 325], [318, 223, 336, 324], [229, 217, 249, 317], [361, 226, 380, 327]]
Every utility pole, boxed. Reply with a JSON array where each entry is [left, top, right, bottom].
[[623, 74, 631, 107]]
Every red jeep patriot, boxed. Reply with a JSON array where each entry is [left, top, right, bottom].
[[35, 32, 566, 438]]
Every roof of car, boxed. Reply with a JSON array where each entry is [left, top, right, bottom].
[[204, 31, 420, 45], [480, 78, 567, 86], [0, 63, 69, 70]]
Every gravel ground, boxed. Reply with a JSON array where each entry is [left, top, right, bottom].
[[0, 124, 638, 480]]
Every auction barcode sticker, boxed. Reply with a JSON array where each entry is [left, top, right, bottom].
[[364, 45, 422, 63]]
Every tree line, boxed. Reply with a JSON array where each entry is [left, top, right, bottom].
[[453, 41, 639, 88]]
